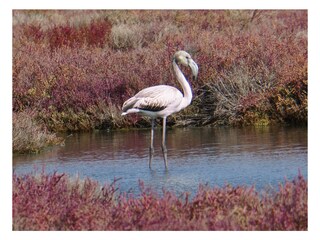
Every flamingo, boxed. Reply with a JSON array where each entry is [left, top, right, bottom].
[[121, 50, 198, 169]]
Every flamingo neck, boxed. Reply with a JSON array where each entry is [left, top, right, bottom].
[[172, 60, 193, 108]]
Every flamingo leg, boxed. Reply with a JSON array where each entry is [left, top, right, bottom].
[[149, 118, 155, 169], [161, 117, 168, 169]]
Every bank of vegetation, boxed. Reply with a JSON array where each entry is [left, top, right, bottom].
[[13, 172, 307, 230], [13, 10, 307, 152]]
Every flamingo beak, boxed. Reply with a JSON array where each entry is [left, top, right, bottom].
[[189, 59, 198, 80]]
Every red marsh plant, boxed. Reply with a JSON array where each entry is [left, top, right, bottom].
[[13, 10, 307, 132], [47, 19, 112, 50], [13, 172, 307, 230]]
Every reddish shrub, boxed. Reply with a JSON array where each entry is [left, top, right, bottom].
[[12, 10, 307, 131], [47, 19, 112, 49], [12, 172, 307, 230]]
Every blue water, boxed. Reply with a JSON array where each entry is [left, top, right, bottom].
[[13, 126, 307, 196]]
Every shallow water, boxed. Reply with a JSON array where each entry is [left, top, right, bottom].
[[13, 126, 307, 195]]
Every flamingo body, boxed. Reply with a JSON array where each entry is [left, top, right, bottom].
[[122, 85, 184, 118]]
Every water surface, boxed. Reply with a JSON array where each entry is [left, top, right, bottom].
[[13, 126, 307, 195]]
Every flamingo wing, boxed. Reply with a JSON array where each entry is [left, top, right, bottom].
[[122, 85, 183, 113]]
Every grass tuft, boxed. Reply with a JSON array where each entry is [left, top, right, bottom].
[[13, 110, 64, 153]]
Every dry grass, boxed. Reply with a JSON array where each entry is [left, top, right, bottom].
[[111, 24, 144, 50], [13, 110, 64, 153]]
